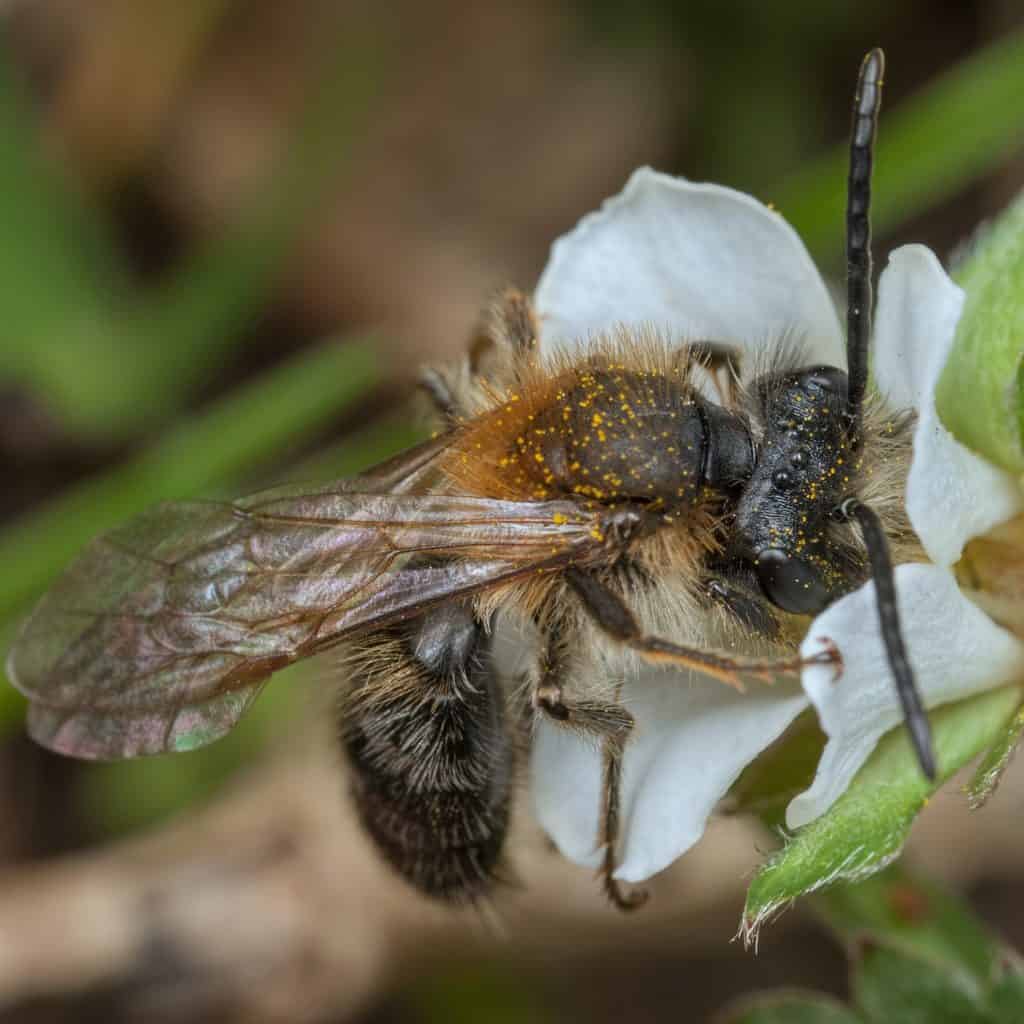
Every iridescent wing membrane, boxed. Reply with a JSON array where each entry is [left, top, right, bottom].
[[7, 478, 600, 760]]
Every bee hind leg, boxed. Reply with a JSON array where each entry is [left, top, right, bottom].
[[530, 625, 646, 911], [599, 732, 648, 911]]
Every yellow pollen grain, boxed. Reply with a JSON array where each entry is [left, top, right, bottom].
[[553, 512, 567, 525]]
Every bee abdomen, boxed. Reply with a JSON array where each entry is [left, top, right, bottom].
[[340, 604, 512, 903]]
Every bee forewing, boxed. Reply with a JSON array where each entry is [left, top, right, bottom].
[[7, 486, 598, 760]]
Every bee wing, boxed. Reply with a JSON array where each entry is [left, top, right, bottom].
[[8, 482, 600, 760]]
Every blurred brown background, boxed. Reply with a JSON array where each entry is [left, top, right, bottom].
[[3, 1, 1024, 1021]]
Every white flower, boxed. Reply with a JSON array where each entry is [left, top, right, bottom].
[[528, 167, 1024, 884], [791, 246, 1024, 828]]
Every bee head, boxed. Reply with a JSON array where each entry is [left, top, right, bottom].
[[736, 365, 864, 615]]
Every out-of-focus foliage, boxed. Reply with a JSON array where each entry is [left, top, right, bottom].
[[721, 867, 1024, 1022], [0, 16, 378, 437]]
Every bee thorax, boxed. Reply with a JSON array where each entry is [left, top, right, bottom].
[[512, 369, 752, 508]]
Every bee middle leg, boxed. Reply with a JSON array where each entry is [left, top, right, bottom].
[[420, 288, 538, 423], [530, 624, 646, 911], [564, 567, 834, 686]]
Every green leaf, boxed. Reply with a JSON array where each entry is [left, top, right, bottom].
[[712, 991, 863, 1024], [935, 189, 1024, 474], [742, 686, 1022, 941], [988, 954, 1024, 1023], [774, 28, 1024, 267], [966, 699, 1024, 809], [853, 938, 991, 1024], [729, 711, 825, 830], [818, 869, 1001, 983], [822, 870, 1024, 1023]]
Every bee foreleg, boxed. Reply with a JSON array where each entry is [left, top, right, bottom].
[[684, 341, 743, 405], [703, 576, 781, 640], [565, 567, 832, 687]]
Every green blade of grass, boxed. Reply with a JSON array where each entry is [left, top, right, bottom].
[[2, 25, 383, 438], [117, 29, 385, 432], [771, 28, 1024, 265], [0, 49, 128, 386], [0, 336, 378, 630]]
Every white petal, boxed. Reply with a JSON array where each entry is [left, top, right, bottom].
[[874, 245, 1023, 566], [788, 563, 1024, 829], [531, 666, 808, 883], [534, 168, 844, 367]]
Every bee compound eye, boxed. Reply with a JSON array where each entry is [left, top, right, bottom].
[[755, 548, 832, 615]]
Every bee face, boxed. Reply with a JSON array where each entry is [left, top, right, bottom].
[[736, 365, 867, 614]]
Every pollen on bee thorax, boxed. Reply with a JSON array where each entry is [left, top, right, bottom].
[[441, 349, 710, 507]]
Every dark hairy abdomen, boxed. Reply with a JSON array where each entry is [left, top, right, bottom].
[[339, 604, 512, 903]]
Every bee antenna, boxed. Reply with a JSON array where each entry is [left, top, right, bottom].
[[845, 48, 884, 443], [838, 497, 936, 780]]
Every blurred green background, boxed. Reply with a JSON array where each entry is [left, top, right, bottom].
[[3, 2, 1024, 1021]]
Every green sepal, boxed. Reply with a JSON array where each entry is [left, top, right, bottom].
[[742, 686, 1022, 942], [938, 189, 1024, 474], [966, 699, 1024, 809]]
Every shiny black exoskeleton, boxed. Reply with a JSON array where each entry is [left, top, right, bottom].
[[736, 365, 865, 615]]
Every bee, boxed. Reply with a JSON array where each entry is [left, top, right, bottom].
[[6, 49, 931, 910]]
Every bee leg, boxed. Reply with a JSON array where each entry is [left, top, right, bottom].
[[418, 366, 461, 423], [423, 289, 538, 423], [471, 288, 538, 371], [534, 692, 645, 910], [685, 341, 743, 405], [530, 627, 646, 911], [703, 577, 781, 640], [565, 567, 835, 687], [599, 731, 649, 911]]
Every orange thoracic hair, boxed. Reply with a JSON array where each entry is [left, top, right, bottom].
[[439, 330, 719, 503]]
